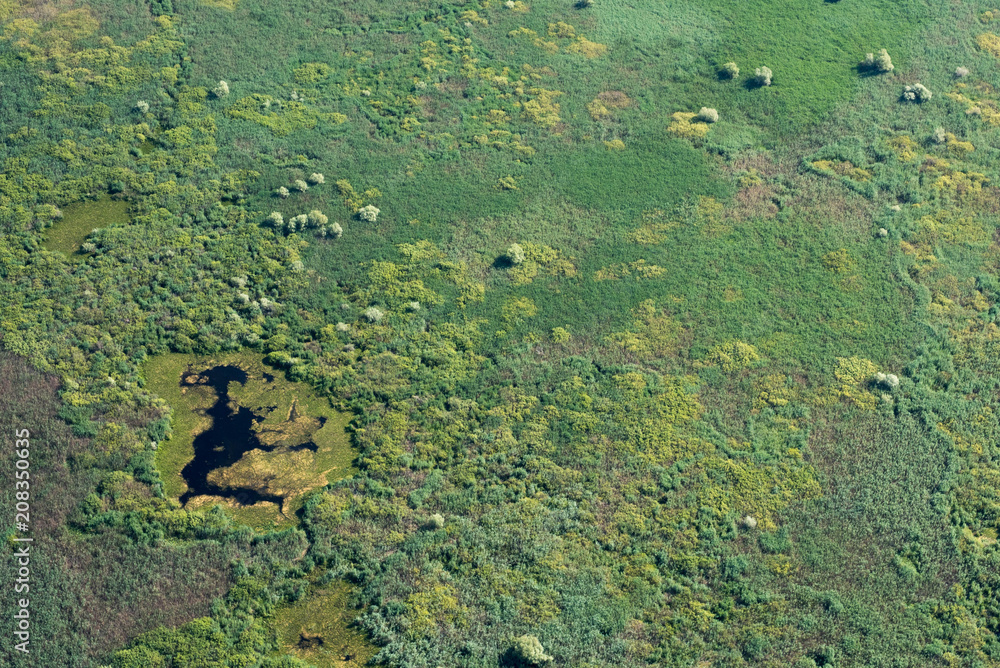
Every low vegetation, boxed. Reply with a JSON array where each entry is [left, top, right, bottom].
[[2, 0, 1000, 666]]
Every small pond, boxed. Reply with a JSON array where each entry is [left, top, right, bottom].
[[143, 352, 354, 529]]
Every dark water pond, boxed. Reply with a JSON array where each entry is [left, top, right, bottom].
[[178, 365, 286, 507]]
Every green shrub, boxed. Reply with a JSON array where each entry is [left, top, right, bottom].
[[903, 83, 932, 101], [510, 635, 553, 665]]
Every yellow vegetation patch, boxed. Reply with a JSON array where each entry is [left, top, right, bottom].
[[566, 37, 608, 58], [831, 356, 879, 410], [811, 159, 871, 182], [595, 260, 666, 281], [547, 21, 576, 38], [603, 139, 625, 150], [605, 300, 681, 360], [887, 135, 920, 161], [202, 0, 239, 9], [667, 111, 710, 139], [506, 242, 577, 285], [628, 209, 679, 244], [704, 341, 761, 372], [977, 32, 1000, 58], [520, 88, 562, 127]]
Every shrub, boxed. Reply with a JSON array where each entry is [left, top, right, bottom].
[[327, 223, 343, 239], [364, 306, 384, 323], [878, 227, 888, 237], [335, 322, 350, 332], [308, 173, 325, 185], [862, 49, 894, 73], [135, 100, 150, 113], [307, 210, 328, 227], [427, 513, 445, 529], [288, 214, 308, 232], [213, 80, 229, 98], [551, 327, 571, 343], [874, 372, 900, 389], [955, 66, 970, 77], [407, 301, 421, 312], [358, 205, 380, 222], [267, 212, 283, 227], [706, 340, 760, 371], [721, 62, 739, 79], [741, 515, 758, 529], [506, 243, 526, 265], [696, 107, 719, 123], [903, 83, 932, 101], [293, 179, 309, 192], [81, 242, 97, 253], [510, 635, 553, 664], [754, 66, 772, 86], [276, 187, 290, 198], [932, 126, 947, 144]]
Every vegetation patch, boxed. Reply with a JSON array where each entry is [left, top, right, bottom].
[[41, 196, 129, 256], [143, 352, 353, 529]]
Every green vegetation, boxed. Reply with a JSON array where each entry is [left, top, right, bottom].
[[2, 0, 1000, 666], [143, 352, 353, 529], [273, 580, 376, 668], [41, 196, 129, 256]]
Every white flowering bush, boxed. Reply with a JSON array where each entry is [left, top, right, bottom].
[[276, 186, 290, 199], [721, 62, 739, 79], [335, 322, 350, 332], [696, 107, 719, 123], [510, 635, 553, 665], [754, 66, 772, 86], [874, 372, 900, 389], [955, 66, 970, 78], [407, 301, 421, 312], [135, 100, 150, 113], [506, 243, 526, 265], [358, 205, 380, 222], [862, 49, 894, 73], [293, 179, 309, 192], [364, 306, 384, 323], [307, 210, 328, 227], [903, 83, 932, 102], [308, 172, 325, 185], [267, 212, 283, 228], [213, 80, 230, 98]]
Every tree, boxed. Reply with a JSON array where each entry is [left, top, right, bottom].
[[862, 49, 894, 73], [506, 243, 526, 265], [696, 107, 719, 123], [903, 83, 932, 102], [721, 62, 739, 79], [358, 205, 380, 222], [754, 66, 772, 86], [510, 635, 553, 665], [213, 80, 230, 98]]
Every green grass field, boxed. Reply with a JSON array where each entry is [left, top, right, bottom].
[[4, 0, 1000, 665]]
